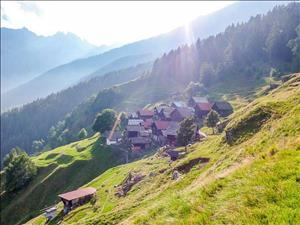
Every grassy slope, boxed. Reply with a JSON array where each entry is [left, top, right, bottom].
[[25, 73, 300, 225], [1, 135, 127, 225]]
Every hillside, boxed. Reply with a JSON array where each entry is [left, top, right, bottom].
[[24, 74, 300, 225], [41, 2, 300, 155], [1, 62, 152, 158], [0, 27, 99, 93], [2, 54, 153, 111], [2, 2, 299, 159], [0, 135, 128, 225], [2, 1, 284, 109]]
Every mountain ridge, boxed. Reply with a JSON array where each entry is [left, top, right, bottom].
[[1, 1, 287, 110]]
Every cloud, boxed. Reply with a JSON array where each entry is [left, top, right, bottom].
[[18, 2, 42, 16]]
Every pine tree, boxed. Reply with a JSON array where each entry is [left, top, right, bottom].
[[206, 110, 220, 134], [177, 117, 196, 150]]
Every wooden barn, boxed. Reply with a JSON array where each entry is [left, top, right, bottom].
[[137, 109, 154, 120], [211, 101, 233, 117], [170, 107, 194, 122], [194, 102, 212, 118], [59, 187, 96, 213]]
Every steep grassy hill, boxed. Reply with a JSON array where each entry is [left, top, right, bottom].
[[0, 135, 128, 225], [25, 74, 300, 225]]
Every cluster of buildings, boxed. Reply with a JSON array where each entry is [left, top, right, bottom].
[[106, 96, 233, 151]]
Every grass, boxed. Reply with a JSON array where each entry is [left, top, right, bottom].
[[1, 135, 127, 225], [12, 74, 300, 225]]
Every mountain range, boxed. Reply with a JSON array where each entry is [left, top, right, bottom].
[[0, 28, 110, 93], [1, 1, 287, 111]]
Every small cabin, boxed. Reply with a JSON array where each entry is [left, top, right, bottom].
[[194, 103, 211, 118], [170, 107, 194, 122], [136, 109, 154, 120], [211, 101, 233, 117], [162, 122, 180, 146], [44, 207, 57, 220], [152, 121, 171, 136], [130, 137, 151, 151], [126, 125, 144, 138], [59, 187, 96, 214]]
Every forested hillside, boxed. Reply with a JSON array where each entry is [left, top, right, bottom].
[[42, 3, 300, 154], [1, 1, 282, 109], [1, 3, 299, 160], [2, 54, 153, 110], [1, 63, 152, 157]]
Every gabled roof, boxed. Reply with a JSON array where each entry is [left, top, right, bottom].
[[160, 107, 175, 118], [162, 122, 180, 136], [153, 121, 171, 130], [175, 107, 194, 118], [59, 187, 96, 201], [195, 102, 211, 111], [191, 96, 209, 104], [213, 101, 233, 111], [137, 109, 154, 117]]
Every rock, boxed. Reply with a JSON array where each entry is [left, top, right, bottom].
[[172, 170, 181, 180], [225, 130, 233, 144], [115, 172, 145, 197]]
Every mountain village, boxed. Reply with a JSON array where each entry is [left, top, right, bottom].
[[104, 96, 233, 151]]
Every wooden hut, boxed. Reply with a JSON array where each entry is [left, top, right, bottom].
[[59, 187, 96, 213]]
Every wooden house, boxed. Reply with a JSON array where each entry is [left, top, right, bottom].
[[130, 137, 151, 151], [155, 106, 174, 121], [59, 187, 96, 214], [126, 125, 144, 138], [188, 96, 209, 107], [143, 118, 154, 130], [161, 122, 180, 146], [170, 107, 194, 122], [152, 121, 171, 136], [211, 101, 233, 117], [137, 109, 154, 120], [194, 102, 211, 118]]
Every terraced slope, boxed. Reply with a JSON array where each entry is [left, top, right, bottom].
[[1, 135, 127, 225], [25, 74, 300, 225]]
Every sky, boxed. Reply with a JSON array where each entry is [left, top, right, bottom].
[[1, 1, 234, 46]]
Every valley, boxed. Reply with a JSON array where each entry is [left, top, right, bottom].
[[1, 2, 300, 225]]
